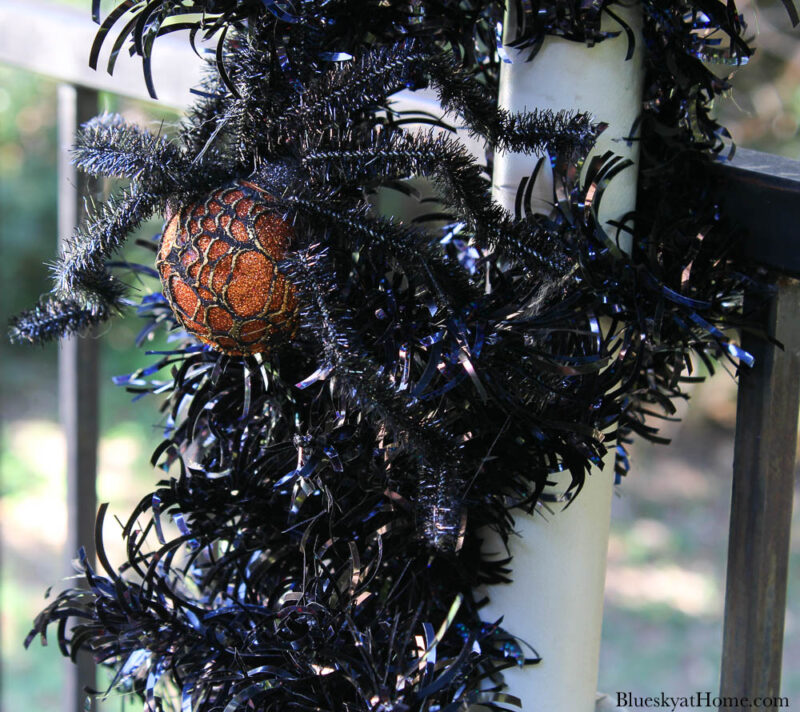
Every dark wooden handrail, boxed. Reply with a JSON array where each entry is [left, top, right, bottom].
[[707, 149, 800, 710], [713, 148, 800, 277]]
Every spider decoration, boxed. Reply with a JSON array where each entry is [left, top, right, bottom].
[[11, 36, 595, 347], [13, 0, 771, 710]]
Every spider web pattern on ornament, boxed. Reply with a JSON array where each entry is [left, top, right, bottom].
[[158, 183, 298, 355]]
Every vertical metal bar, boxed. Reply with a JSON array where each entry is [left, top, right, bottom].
[[57, 83, 99, 712], [719, 277, 800, 708]]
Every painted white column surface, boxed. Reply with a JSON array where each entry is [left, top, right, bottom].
[[479, 8, 644, 712], [492, 9, 645, 246]]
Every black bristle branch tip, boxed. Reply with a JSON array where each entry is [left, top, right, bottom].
[[74, 113, 183, 182], [8, 295, 113, 345], [427, 51, 600, 157], [54, 189, 157, 298]]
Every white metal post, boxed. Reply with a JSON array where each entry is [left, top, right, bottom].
[[481, 8, 645, 711], [58, 82, 100, 712]]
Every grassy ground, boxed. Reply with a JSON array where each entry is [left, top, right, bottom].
[[599, 377, 800, 703]]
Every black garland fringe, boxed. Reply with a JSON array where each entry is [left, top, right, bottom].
[[13, 0, 793, 709]]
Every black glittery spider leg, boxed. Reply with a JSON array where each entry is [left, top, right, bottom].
[[265, 40, 597, 163], [9, 189, 152, 343], [299, 129, 575, 276], [9, 114, 228, 344]]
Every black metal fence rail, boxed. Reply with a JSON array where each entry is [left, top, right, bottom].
[[0, 3, 797, 712]]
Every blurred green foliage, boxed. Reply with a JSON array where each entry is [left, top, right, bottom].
[[0, 5, 179, 706], [0, 72, 179, 424], [0, 66, 60, 418], [717, 0, 800, 155]]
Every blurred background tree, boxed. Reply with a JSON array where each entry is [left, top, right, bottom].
[[722, 0, 800, 155], [0, 0, 797, 709]]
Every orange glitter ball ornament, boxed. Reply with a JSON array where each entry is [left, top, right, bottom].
[[156, 183, 299, 355]]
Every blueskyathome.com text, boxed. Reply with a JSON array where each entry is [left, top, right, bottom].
[[616, 691, 789, 709]]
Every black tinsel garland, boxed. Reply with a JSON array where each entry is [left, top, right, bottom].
[[12, 0, 794, 710]]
